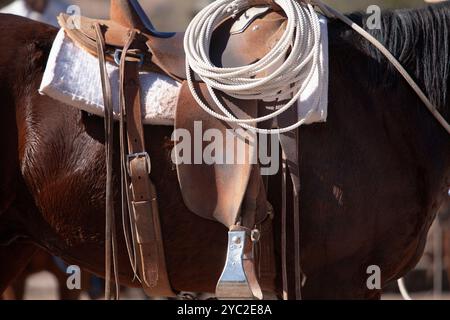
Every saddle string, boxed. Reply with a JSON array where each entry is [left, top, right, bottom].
[[110, 196, 121, 299], [291, 130, 302, 300], [280, 137, 303, 300], [281, 151, 289, 300], [95, 25, 148, 300], [94, 23, 120, 300], [121, 166, 141, 282], [120, 166, 139, 279], [119, 30, 150, 286], [118, 34, 141, 283], [120, 29, 162, 289]]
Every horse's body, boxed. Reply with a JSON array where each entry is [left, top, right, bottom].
[[1, 3, 449, 299]]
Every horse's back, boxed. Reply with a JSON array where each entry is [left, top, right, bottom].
[[0, 13, 56, 85], [0, 13, 57, 42]]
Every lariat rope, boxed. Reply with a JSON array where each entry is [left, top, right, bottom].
[[184, 0, 450, 135], [184, 0, 322, 134]]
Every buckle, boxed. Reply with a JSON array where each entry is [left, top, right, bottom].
[[126, 152, 152, 176], [114, 49, 145, 68], [251, 229, 261, 243]]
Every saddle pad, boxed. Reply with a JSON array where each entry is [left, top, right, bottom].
[[297, 15, 329, 125], [39, 28, 181, 126]]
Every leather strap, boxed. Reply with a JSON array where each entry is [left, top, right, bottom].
[[119, 30, 175, 297], [280, 151, 289, 300], [94, 25, 175, 299], [279, 102, 303, 300], [256, 205, 277, 293], [94, 23, 120, 300], [280, 128, 302, 300], [239, 166, 269, 299]]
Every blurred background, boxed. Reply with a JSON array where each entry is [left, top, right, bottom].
[[0, 0, 430, 31], [0, 0, 448, 300]]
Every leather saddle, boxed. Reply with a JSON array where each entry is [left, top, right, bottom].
[[58, 0, 287, 299], [59, 0, 286, 228], [58, 2, 286, 82]]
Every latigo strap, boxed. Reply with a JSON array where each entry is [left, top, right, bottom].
[[95, 26, 175, 299]]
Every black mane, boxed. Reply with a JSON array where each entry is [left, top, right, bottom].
[[347, 3, 450, 119]]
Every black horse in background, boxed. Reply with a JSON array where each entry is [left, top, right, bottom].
[[0, 3, 449, 299]]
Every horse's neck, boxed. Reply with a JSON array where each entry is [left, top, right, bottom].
[[329, 22, 450, 207]]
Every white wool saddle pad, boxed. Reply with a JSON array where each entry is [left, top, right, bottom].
[[40, 28, 180, 125], [39, 18, 328, 126]]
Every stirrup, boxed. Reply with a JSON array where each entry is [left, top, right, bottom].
[[216, 227, 263, 300]]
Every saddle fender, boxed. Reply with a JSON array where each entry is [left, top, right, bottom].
[[175, 82, 268, 228]]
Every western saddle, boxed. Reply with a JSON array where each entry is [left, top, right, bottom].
[[58, 0, 300, 300]]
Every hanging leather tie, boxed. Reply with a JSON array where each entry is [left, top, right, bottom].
[[94, 22, 120, 300]]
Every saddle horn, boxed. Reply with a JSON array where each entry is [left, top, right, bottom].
[[110, 0, 146, 30], [110, 0, 175, 38]]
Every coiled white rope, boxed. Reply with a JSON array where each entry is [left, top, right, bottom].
[[184, 0, 322, 134]]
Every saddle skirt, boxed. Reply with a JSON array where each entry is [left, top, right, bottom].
[[39, 16, 329, 127]]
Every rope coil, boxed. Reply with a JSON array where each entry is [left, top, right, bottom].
[[185, 0, 450, 135], [184, 0, 323, 134]]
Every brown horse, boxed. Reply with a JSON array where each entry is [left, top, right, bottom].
[[1, 3, 450, 299]]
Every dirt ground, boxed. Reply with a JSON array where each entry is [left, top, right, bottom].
[[17, 271, 450, 300], [22, 271, 147, 300]]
